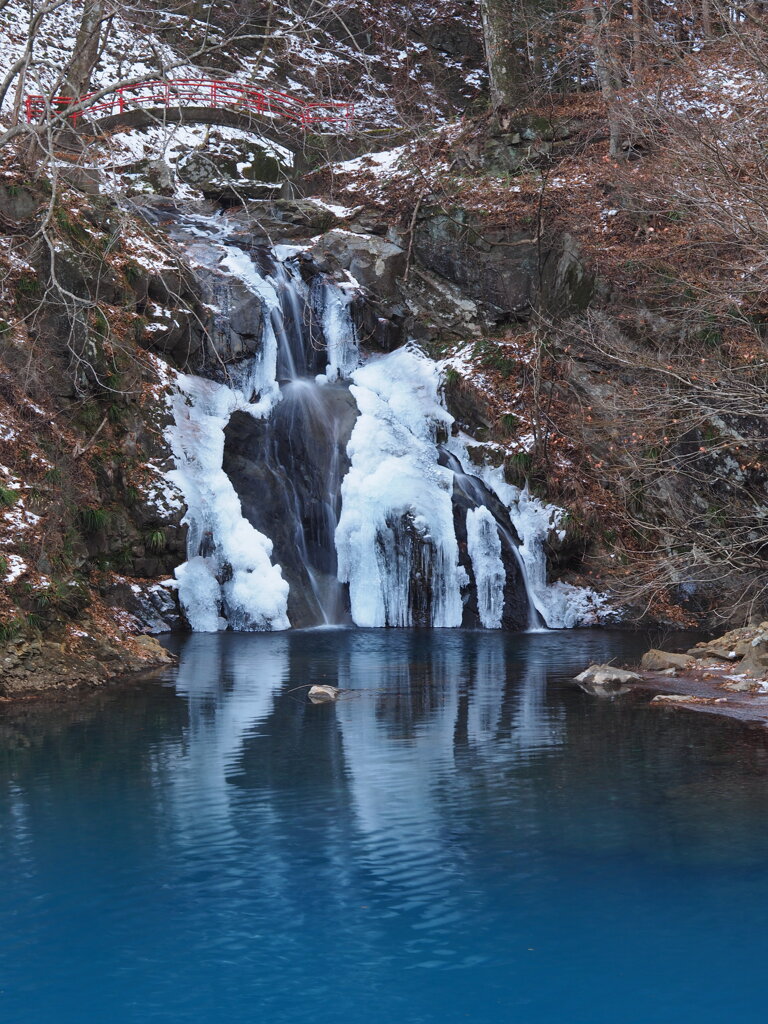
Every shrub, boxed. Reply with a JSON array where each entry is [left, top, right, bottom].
[[79, 507, 110, 534]]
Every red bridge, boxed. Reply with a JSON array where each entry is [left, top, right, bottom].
[[25, 79, 355, 131]]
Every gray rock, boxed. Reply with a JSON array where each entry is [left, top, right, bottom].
[[640, 649, 694, 672], [177, 144, 291, 201], [103, 580, 182, 633], [722, 677, 763, 692], [741, 640, 768, 679], [0, 184, 38, 220], [147, 159, 175, 195], [223, 390, 358, 627], [411, 208, 592, 322], [573, 663, 641, 697], [192, 263, 267, 369], [308, 230, 406, 299], [687, 645, 739, 661]]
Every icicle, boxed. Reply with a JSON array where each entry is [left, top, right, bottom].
[[446, 436, 609, 628], [466, 506, 505, 629], [321, 283, 360, 382]]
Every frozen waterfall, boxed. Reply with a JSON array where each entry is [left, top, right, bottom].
[[160, 212, 603, 632], [335, 347, 468, 628]]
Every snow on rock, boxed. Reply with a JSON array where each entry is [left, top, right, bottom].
[[335, 146, 408, 177], [336, 346, 468, 627], [168, 372, 289, 633], [2, 553, 27, 583], [143, 461, 185, 518], [466, 506, 505, 629]]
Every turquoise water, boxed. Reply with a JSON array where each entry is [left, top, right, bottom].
[[2, 628, 768, 1023]]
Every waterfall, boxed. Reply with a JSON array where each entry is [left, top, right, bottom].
[[160, 212, 604, 632]]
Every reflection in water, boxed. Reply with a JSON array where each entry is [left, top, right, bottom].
[[170, 633, 288, 835], [3, 629, 768, 1024]]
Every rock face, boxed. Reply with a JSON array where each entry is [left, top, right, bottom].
[[222, 387, 359, 627], [194, 264, 267, 368], [412, 208, 592, 321], [101, 580, 183, 634]]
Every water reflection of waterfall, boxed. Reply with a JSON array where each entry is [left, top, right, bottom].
[[158, 209, 601, 632], [168, 634, 288, 838], [166, 631, 565, 925]]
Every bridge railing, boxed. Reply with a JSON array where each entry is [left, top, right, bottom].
[[25, 80, 355, 130]]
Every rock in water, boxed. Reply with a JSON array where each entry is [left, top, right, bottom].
[[308, 684, 340, 703], [573, 664, 641, 697]]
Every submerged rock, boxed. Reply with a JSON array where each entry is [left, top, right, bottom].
[[651, 694, 726, 705]]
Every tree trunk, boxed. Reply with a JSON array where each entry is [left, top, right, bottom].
[[702, 0, 713, 36], [479, 0, 527, 117], [63, 0, 108, 100], [631, 0, 644, 74], [585, 1, 620, 158]]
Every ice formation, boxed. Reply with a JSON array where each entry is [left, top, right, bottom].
[[166, 222, 295, 633], [447, 436, 610, 628], [336, 347, 468, 627], [466, 506, 505, 629], [168, 372, 290, 632], [321, 282, 360, 383]]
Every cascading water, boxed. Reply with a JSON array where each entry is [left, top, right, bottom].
[[158, 209, 604, 632]]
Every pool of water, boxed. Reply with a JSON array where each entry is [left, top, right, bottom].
[[2, 628, 768, 1023]]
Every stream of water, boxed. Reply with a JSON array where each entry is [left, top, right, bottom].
[[2, 628, 768, 1023]]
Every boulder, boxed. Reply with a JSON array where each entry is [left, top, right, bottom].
[[686, 622, 768, 661], [722, 677, 763, 692], [740, 637, 768, 678], [308, 230, 406, 300], [573, 664, 640, 697], [0, 184, 38, 221], [177, 140, 292, 202], [640, 649, 694, 672], [687, 645, 739, 661]]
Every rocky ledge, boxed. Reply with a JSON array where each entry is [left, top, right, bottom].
[[575, 623, 768, 728], [0, 626, 175, 700]]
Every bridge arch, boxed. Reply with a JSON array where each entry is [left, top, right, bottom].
[[84, 106, 309, 172], [25, 80, 354, 175]]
